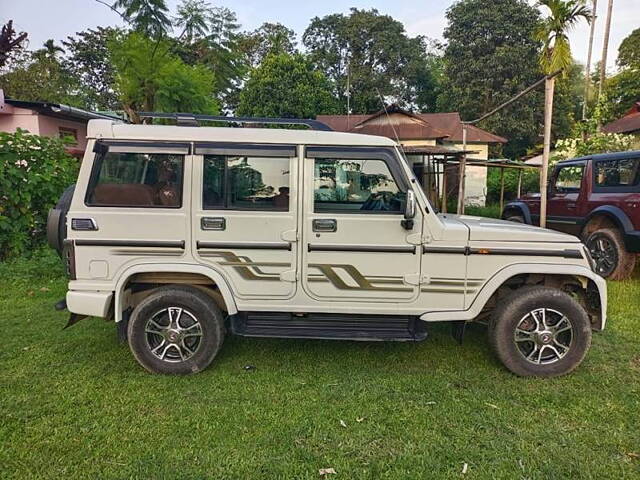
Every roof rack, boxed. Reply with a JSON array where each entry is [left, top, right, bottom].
[[137, 112, 333, 131]]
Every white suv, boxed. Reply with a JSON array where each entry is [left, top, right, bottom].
[[47, 117, 607, 377]]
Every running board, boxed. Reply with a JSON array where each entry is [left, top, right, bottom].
[[230, 312, 428, 342]]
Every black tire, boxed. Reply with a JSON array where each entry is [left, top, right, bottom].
[[127, 285, 225, 374], [489, 286, 592, 377], [585, 228, 635, 280], [505, 214, 524, 223], [46, 184, 75, 256]]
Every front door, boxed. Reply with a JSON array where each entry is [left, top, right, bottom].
[[301, 146, 422, 303], [547, 162, 586, 234], [192, 143, 299, 300]]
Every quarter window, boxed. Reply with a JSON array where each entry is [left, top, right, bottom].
[[86, 152, 184, 207], [594, 157, 640, 188], [554, 165, 584, 193], [203, 156, 290, 210], [313, 158, 404, 213]]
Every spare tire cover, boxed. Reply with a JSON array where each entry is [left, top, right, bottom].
[[47, 184, 75, 256]]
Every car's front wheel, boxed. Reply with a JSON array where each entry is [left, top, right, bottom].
[[489, 286, 592, 377], [127, 285, 224, 374]]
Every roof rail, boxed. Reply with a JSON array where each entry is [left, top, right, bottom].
[[137, 112, 333, 131]]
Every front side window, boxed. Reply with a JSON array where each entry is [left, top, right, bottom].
[[314, 158, 404, 213], [554, 165, 584, 193], [594, 157, 640, 188], [203, 155, 290, 210], [86, 152, 184, 207]]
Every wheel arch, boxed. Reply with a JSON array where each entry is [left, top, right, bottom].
[[420, 263, 607, 331], [114, 263, 238, 322], [502, 201, 532, 224], [582, 205, 634, 237]]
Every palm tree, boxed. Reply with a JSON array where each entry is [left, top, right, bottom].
[[536, 0, 592, 228]]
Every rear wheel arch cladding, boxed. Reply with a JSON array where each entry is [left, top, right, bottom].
[[113, 266, 238, 322]]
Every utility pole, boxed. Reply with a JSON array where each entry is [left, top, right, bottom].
[[582, 0, 598, 120], [598, 0, 614, 101]]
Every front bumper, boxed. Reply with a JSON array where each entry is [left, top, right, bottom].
[[66, 290, 113, 318]]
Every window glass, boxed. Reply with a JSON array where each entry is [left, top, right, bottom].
[[554, 165, 584, 192], [203, 155, 290, 210], [87, 152, 183, 207], [314, 158, 404, 212], [594, 158, 640, 188]]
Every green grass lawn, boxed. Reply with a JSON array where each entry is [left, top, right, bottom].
[[1, 250, 639, 479]]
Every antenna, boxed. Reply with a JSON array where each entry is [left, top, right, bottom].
[[376, 88, 401, 145]]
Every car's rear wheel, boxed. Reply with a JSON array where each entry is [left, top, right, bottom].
[[489, 286, 591, 377], [585, 228, 635, 280], [127, 285, 224, 374]]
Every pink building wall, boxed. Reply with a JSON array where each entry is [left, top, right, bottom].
[[0, 104, 89, 154]]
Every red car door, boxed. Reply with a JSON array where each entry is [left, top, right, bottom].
[[546, 161, 587, 235]]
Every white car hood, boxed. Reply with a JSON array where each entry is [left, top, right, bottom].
[[444, 214, 580, 243]]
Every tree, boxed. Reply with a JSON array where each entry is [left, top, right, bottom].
[[303, 8, 439, 113], [112, 0, 171, 37], [109, 32, 218, 122], [174, 0, 211, 42], [536, 0, 591, 227], [600, 69, 640, 123], [62, 27, 123, 110], [237, 53, 339, 118], [437, 0, 543, 158], [617, 28, 640, 69], [0, 20, 28, 69], [0, 42, 84, 106], [238, 22, 297, 68]]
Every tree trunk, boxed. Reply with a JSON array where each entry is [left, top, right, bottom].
[[583, 0, 598, 121], [598, 0, 614, 103], [540, 76, 555, 229]]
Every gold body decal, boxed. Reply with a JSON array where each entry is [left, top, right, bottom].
[[199, 251, 483, 293]]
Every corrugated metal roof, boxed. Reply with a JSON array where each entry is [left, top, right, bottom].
[[602, 102, 640, 134], [318, 106, 507, 144]]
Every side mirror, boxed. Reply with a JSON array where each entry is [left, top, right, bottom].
[[402, 190, 416, 230]]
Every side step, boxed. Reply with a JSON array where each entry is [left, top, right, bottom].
[[230, 312, 428, 342]]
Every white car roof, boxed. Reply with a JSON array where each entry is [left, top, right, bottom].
[[87, 119, 397, 147]]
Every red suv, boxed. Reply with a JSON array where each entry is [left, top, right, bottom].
[[502, 150, 640, 279]]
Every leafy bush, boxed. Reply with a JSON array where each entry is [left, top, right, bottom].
[[486, 167, 540, 203], [0, 129, 78, 258], [554, 131, 635, 162]]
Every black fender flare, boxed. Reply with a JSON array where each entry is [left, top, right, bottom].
[[582, 205, 634, 236], [501, 201, 532, 224]]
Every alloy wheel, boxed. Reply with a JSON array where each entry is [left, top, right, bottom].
[[513, 308, 573, 365], [144, 307, 203, 363], [587, 233, 618, 277]]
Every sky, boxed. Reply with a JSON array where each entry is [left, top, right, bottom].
[[1, 0, 638, 73]]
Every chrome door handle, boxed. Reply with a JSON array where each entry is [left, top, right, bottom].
[[312, 219, 337, 232], [201, 217, 226, 231]]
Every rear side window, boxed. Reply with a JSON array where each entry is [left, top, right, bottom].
[[203, 155, 290, 211], [86, 152, 184, 207], [594, 157, 640, 189], [313, 158, 405, 213], [554, 165, 584, 193]]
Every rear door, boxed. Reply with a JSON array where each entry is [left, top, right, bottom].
[[301, 146, 422, 303], [70, 140, 191, 282], [192, 143, 299, 300]]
